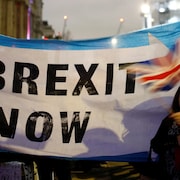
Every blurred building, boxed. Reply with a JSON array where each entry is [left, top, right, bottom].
[[41, 21, 55, 39], [141, 0, 180, 29], [0, 0, 44, 39], [147, 0, 180, 26], [31, 0, 43, 39]]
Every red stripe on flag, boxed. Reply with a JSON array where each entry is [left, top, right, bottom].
[[140, 64, 180, 82]]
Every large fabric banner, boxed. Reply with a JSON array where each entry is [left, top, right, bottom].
[[0, 22, 180, 162]]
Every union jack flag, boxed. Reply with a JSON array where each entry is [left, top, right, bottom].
[[127, 39, 180, 92]]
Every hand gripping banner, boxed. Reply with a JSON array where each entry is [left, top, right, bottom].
[[0, 22, 180, 162]]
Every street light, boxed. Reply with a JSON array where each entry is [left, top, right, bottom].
[[62, 15, 68, 40], [141, 1, 152, 28], [111, 18, 124, 47], [116, 18, 124, 35], [158, 2, 168, 13]]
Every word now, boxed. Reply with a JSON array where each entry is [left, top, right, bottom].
[[0, 107, 90, 143]]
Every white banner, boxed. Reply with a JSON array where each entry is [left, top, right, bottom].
[[0, 23, 180, 161]]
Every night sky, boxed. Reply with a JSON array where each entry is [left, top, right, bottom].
[[43, 0, 145, 40]]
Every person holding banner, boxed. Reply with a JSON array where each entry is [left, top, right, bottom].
[[134, 87, 180, 180], [168, 106, 180, 179], [125, 35, 180, 179], [163, 86, 180, 179], [150, 86, 180, 180]]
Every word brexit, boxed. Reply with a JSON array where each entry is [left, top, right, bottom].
[[0, 61, 137, 95]]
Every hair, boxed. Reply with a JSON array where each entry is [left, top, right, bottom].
[[172, 86, 180, 112]]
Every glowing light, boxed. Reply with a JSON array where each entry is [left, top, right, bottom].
[[159, 7, 166, 13], [168, 1, 180, 10], [119, 18, 124, 23], [141, 3, 150, 14], [158, 2, 168, 13], [111, 38, 117, 46]]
